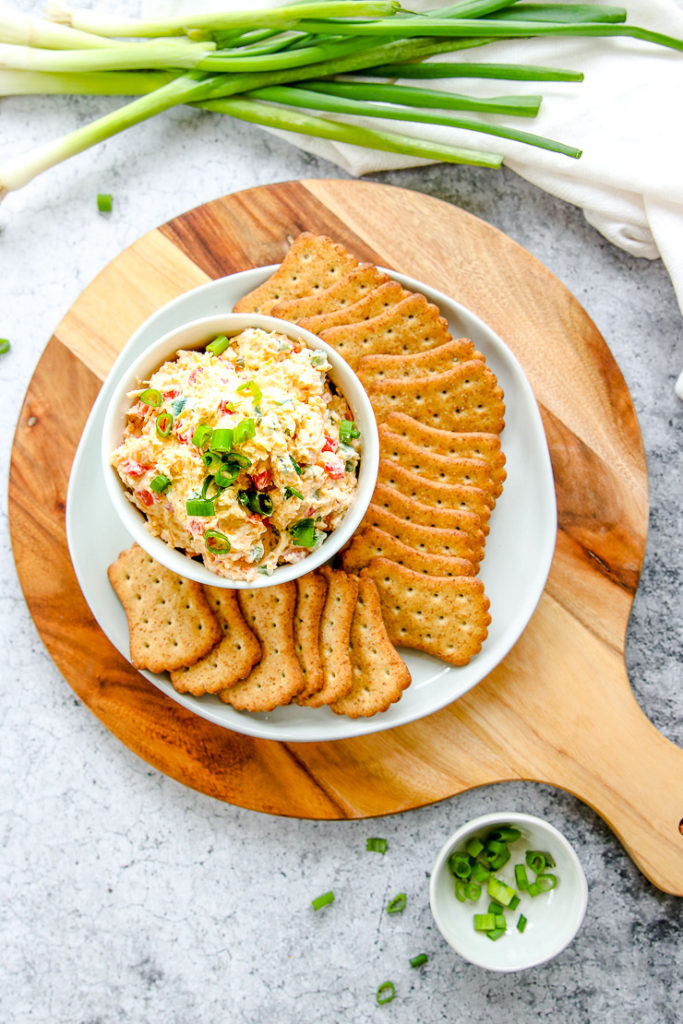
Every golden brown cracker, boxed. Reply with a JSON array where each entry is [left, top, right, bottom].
[[357, 337, 484, 382], [378, 459, 491, 535], [233, 233, 358, 315], [318, 292, 451, 370], [341, 526, 476, 577], [385, 412, 506, 496], [270, 264, 390, 322], [369, 483, 486, 554], [366, 360, 505, 434], [108, 545, 221, 673], [378, 425, 496, 506], [362, 500, 484, 564], [219, 582, 304, 711], [298, 280, 409, 334], [361, 558, 491, 666], [170, 587, 261, 696], [293, 572, 327, 702], [302, 567, 359, 708], [331, 577, 411, 718]]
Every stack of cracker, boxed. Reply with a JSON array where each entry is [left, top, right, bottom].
[[108, 545, 411, 718], [236, 232, 504, 668]]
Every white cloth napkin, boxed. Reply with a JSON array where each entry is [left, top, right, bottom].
[[147, 0, 683, 395]]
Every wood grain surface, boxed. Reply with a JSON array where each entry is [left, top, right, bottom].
[[9, 180, 683, 893]]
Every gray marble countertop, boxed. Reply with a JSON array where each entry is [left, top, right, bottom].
[[1, 5, 682, 1022]]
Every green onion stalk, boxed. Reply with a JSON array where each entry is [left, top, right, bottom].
[[0, 1, 682, 201]]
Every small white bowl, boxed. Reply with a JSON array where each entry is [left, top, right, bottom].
[[429, 812, 587, 972], [101, 313, 379, 588]]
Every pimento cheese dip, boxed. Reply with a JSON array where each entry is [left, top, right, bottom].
[[111, 328, 361, 580]]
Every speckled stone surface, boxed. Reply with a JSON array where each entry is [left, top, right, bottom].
[[1, 5, 682, 1022]]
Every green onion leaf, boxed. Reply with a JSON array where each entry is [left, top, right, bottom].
[[448, 852, 472, 879], [508, 894, 521, 910], [150, 473, 170, 494], [486, 927, 506, 941], [155, 411, 173, 437], [526, 851, 547, 874], [0, 339, 9, 355], [236, 379, 262, 403], [535, 873, 557, 892], [206, 334, 231, 355], [97, 192, 112, 212], [202, 451, 223, 473], [409, 954, 428, 968], [192, 424, 212, 448], [514, 864, 530, 890], [465, 881, 481, 901], [376, 982, 396, 1005], [233, 416, 256, 445], [186, 498, 214, 517], [473, 913, 497, 931], [139, 388, 162, 408], [486, 876, 516, 906], [289, 517, 316, 547], [339, 418, 360, 444], [215, 464, 240, 489], [488, 901, 504, 916], [366, 837, 387, 854], [284, 486, 304, 501], [471, 861, 490, 883], [289, 455, 303, 476], [210, 427, 234, 453], [387, 893, 406, 914], [454, 878, 467, 903], [204, 528, 231, 553], [517, 914, 527, 933], [226, 451, 252, 468], [488, 826, 522, 842], [528, 881, 541, 897], [312, 890, 334, 911], [466, 837, 484, 858]]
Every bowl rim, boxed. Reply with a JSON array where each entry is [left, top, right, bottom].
[[429, 811, 588, 972], [100, 311, 379, 589]]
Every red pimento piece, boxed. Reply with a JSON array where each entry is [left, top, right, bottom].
[[251, 468, 272, 491], [322, 434, 338, 453], [163, 389, 180, 399], [138, 489, 154, 507], [122, 460, 151, 479], [323, 457, 345, 479], [219, 400, 236, 415]]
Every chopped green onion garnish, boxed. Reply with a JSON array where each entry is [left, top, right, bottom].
[[514, 864, 530, 890], [97, 192, 112, 212], [139, 388, 162, 408], [232, 417, 256, 445], [284, 486, 304, 501], [186, 498, 214, 517], [509, 894, 521, 910], [226, 451, 252, 468], [311, 891, 335, 911], [202, 451, 223, 473], [454, 879, 467, 903], [210, 427, 233, 453], [493, 914, 506, 930], [517, 914, 527, 933], [0, 339, 10, 355], [150, 474, 170, 495], [471, 862, 490, 883], [464, 881, 481, 901], [409, 954, 428, 968], [448, 852, 472, 879], [387, 893, 406, 915], [288, 517, 316, 547], [487, 927, 506, 941], [488, 901, 504, 916], [526, 851, 548, 874], [366, 837, 387, 854], [474, 913, 497, 931], [215, 464, 240, 489], [466, 837, 484, 858], [489, 826, 522, 842], [376, 982, 395, 1006], [192, 424, 212, 448], [339, 418, 360, 444], [535, 873, 557, 892], [155, 411, 173, 437], [206, 334, 231, 356], [527, 881, 541, 897], [239, 489, 273, 516], [290, 455, 303, 475], [487, 877, 516, 907], [236, 379, 262, 403], [204, 528, 231, 554]]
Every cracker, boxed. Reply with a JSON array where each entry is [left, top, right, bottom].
[[385, 412, 506, 497], [357, 337, 484, 382], [301, 567, 359, 708], [233, 233, 358, 315], [293, 572, 327, 702], [341, 526, 476, 577], [362, 501, 484, 564], [365, 360, 505, 434], [378, 459, 491, 535], [169, 587, 261, 696], [318, 292, 451, 370], [361, 558, 491, 666], [271, 264, 390, 322], [298, 280, 409, 334], [107, 544, 221, 673], [379, 425, 496, 506], [219, 582, 304, 711], [331, 577, 412, 718]]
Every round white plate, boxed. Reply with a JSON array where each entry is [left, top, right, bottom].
[[66, 266, 557, 743]]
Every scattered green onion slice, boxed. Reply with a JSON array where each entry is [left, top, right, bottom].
[[226, 451, 252, 468], [514, 864, 530, 890], [206, 334, 231, 355], [487, 927, 506, 941], [210, 427, 234, 453], [387, 893, 406, 915], [535, 873, 557, 892], [489, 826, 522, 842], [509, 894, 521, 910], [186, 498, 214, 516], [0, 339, 9, 355], [290, 455, 303, 475], [139, 388, 162, 408], [288, 517, 316, 547], [236, 379, 262, 403], [454, 879, 467, 903], [448, 852, 472, 879], [376, 982, 396, 1006], [409, 954, 428, 968], [471, 861, 490, 883], [339, 418, 360, 444], [215, 464, 240, 489], [488, 901, 504, 916], [97, 192, 112, 212], [474, 913, 497, 931], [517, 914, 527, 933], [527, 881, 541, 897], [311, 891, 334, 911], [465, 881, 481, 901], [466, 837, 484, 858], [239, 489, 273, 516], [487, 877, 516, 907], [232, 416, 256, 444], [202, 451, 223, 473], [366, 837, 387, 854], [204, 528, 231, 553], [284, 486, 304, 500], [526, 851, 548, 874], [150, 473, 170, 494], [155, 411, 173, 437], [192, 423, 213, 448]]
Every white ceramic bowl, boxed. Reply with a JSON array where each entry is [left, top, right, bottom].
[[101, 313, 379, 588], [430, 812, 587, 972]]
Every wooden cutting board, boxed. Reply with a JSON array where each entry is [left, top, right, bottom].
[[10, 180, 683, 895]]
